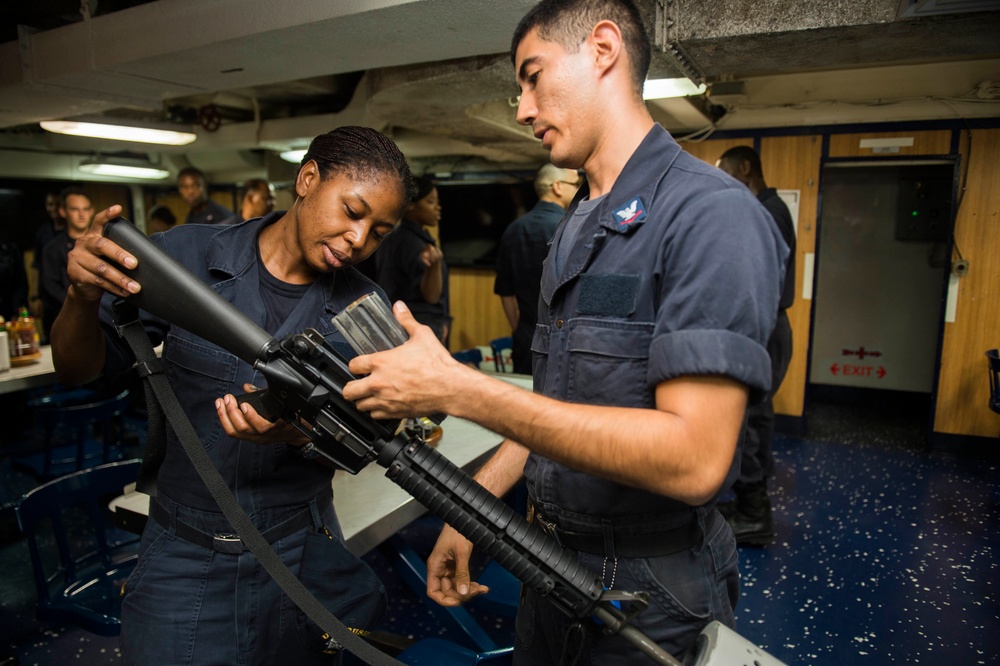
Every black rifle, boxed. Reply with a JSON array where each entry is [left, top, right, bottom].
[[103, 217, 679, 665]]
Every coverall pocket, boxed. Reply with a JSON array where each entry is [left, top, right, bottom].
[[298, 530, 387, 632], [630, 550, 713, 624], [163, 334, 239, 449], [566, 322, 652, 407]]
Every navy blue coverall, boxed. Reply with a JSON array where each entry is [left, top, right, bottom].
[[99, 214, 386, 665], [516, 125, 787, 663]]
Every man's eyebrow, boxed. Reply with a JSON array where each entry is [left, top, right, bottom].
[[517, 56, 540, 82]]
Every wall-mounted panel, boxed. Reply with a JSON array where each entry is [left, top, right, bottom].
[[829, 130, 952, 157]]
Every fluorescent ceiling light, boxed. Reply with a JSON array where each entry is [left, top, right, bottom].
[[642, 78, 707, 100], [41, 119, 197, 146], [280, 149, 308, 163], [79, 158, 170, 180]]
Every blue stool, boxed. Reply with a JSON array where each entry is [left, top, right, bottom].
[[16, 459, 142, 636], [453, 348, 484, 367], [13, 389, 131, 480], [489, 337, 513, 373], [469, 562, 520, 619], [379, 534, 498, 653]]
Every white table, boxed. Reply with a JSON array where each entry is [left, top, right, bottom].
[[110, 373, 533, 556], [0, 346, 57, 395]]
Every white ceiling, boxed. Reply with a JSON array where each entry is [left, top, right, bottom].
[[0, 0, 998, 184]]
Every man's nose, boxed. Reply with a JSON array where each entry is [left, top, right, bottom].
[[515, 93, 535, 127]]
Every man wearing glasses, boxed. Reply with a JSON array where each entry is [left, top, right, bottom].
[[494, 164, 582, 374]]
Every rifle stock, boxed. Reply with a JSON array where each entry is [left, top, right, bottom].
[[105, 218, 272, 365]]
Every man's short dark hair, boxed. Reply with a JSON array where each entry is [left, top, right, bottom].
[[511, 0, 651, 99], [149, 205, 177, 226], [177, 166, 205, 183], [59, 186, 90, 208], [244, 178, 271, 195], [719, 145, 763, 178]]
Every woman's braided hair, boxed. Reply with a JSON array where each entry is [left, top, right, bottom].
[[301, 126, 417, 204]]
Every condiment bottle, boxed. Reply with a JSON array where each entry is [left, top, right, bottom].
[[13, 306, 39, 357]]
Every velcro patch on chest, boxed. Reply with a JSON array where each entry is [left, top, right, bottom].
[[577, 273, 639, 317]]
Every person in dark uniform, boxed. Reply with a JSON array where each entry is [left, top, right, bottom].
[[177, 166, 233, 225], [146, 205, 177, 236], [40, 187, 94, 341], [494, 163, 581, 374], [223, 178, 278, 225], [716, 145, 796, 546], [373, 176, 450, 342], [50, 126, 415, 665], [241, 178, 277, 221], [29, 192, 65, 319], [343, 0, 787, 661], [0, 239, 28, 322]]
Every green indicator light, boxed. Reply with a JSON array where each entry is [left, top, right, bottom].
[[911, 211, 918, 217]]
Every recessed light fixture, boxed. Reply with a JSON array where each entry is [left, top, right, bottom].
[[280, 149, 308, 163], [78, 157, 171, 180], [41, 118, 197, 146], [642, 78, 707, 100]]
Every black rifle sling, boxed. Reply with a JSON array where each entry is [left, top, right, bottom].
[[112, 302, 403, 666], [113, 302, 164, 496]]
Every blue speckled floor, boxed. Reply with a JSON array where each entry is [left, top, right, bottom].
[[736, 433, 999, 665], [2, 391, 998, 665]]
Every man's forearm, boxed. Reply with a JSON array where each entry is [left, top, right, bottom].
[[440, 371, 746, 506], [500, 295, 519, 331], [50, 286, 108, 386], [472, 439, 530, 498], [346, 306, 745, 505]]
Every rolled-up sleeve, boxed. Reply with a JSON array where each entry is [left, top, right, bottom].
[[647, 188, 785, 399]]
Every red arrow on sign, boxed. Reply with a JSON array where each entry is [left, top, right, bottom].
[[877, 366, 886, 379], [831, 363, 840, 375]]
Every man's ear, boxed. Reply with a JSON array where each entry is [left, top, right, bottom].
[[589, 20, 624, 78]]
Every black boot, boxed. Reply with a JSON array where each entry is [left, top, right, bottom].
[[717, 498, 738, 519], [725, 481, 773, 546]]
